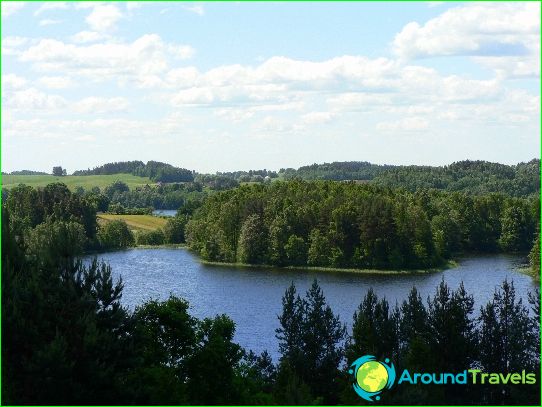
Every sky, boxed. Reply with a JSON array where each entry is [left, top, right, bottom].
[[1, 1, 540, 174]]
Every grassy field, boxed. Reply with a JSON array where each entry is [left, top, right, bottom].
[[97, 214, 167, 231], [2, 173, 153, 190]]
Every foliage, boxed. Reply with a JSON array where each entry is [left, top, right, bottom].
[[187, 181, 538, 269], [136, 229, 165, 246], [73, 160, 194, 183], [98, 220, 135, 249], [281, 159, 540, 197]]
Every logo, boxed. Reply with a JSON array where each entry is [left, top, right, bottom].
[[349, 354, 537, 402], [349, 355, 396, 402]]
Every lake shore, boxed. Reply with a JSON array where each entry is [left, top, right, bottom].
[[199, 259, 458, 275]]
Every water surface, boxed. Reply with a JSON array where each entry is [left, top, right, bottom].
[[88, 248, 536, 358], [152, 209, 178, 217]]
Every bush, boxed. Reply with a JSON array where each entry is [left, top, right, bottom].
[[136, 229, 165, 246], [98, 220, 135, 249], [164, 215, 188, 244]]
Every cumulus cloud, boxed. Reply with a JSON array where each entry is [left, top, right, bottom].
[[37, 76, 74, 89], [301, 111, 336, 125], [39, 19, 62, 26], [1, 1, 25, 18], [34, 2, 68, 16], [6, 88, 66, 110], [70, 30, 109, 44], [74, 96, 129, 113], [393, 2, 539, 59], [19, 34, 194, 86], [85, 4, 123, 32], [392, 2, 540, 79], [2, 36, 30, 56], [376, 117, 429, 132], [2, 73, 27, 90]]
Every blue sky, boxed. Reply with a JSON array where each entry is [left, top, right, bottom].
[[2, 1, 540, 173]]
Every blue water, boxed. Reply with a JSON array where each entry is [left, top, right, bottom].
[[152, 209, 178, 217], [87, 248, 536, 359]]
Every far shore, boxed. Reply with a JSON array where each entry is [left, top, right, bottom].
[[198, 259, 459, 275]]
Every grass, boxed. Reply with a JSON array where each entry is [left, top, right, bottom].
[[97, 214, 167, 231], [2, 173, 153, 191]]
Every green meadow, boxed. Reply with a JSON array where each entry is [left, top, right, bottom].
[[97, 214, 168, 232], [2, 173, 153, 190]]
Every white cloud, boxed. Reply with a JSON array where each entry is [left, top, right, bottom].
[[70, 30, 108, 44], [85, 4, 123, 32], [74, 96, 129, 113], [39, 19, 62, 26], [1, 1, 25, 18], [2, 73, 27, 90], [2, 36, 29, 56], [183, 4, 205, 16], [19, 34, 194, 86], [34, 2, 68, 16], [301, 111, 335, 125], [376, 117, 429, 131], [37, 76, 74, 89], [393, 3, 540, 60], [6, 88, 66, 110]]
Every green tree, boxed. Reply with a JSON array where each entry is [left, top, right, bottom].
[[98, 220, 135, 249], [307, 228, 331, 266], [163, 214, 188, 244], [276, 281, 346, 404], [284, 234, 307, 266], [237, 214, 267, 264]]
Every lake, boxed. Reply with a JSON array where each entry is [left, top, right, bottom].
[[88, 248, 536, 359], [152, 209, 178, 217]]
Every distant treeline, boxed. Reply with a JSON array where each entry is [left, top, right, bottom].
[[187, 181, 540, 270], [101, 180, 206, 210], [73, 160, 195, 183], [7, 170, 49, 175], [279, 159, 540, 197]]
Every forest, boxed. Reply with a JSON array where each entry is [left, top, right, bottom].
[[186, 181, 539, 270], [3, 191, 540, 404], [279, 159, 540, 197], [73, 160, 195, 183], [2, 159, 540, 405]]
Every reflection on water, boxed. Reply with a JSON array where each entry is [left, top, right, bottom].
[[87, 248, 536, 359]]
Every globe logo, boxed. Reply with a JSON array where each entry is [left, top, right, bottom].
[[349, 355, 396, 402]]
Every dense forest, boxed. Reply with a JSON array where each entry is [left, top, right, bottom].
[[3, 193, 540, 404], [2, 167, 540, 404], [186, 181, 539, 270], [280, 159, 540, 197], [73, 160, 195, 183]]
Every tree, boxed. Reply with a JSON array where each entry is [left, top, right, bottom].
[[237, 214, 267, 264], [25, 220, 86, 268], [284, 234, 307, 266], [98, 220, 135, 249], [528, 227, 540, 276], [276, 281, 346, 404], [307, 228, 331, 266], [52, 166, 66, 176], [348, 289, 399, 362], [478, 280, 537, 404], [163, 215, 188, 244]]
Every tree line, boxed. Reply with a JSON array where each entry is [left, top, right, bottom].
[[73, 160, 195, 183], [2, 183, 189, 252], [186, 180, 539, 270], [280, 159, 539, 197]]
